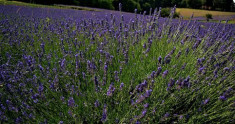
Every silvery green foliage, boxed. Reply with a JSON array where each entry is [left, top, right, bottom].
[[0, 4, 234, 124]]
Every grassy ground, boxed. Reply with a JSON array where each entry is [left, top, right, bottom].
[[176, 8, 235, 18], [176, 8, 235, 23], [198, 19, 235, 24], [0, 0, 98, 11]]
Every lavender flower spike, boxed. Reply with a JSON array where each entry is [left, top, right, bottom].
[[162, 70, 169, 78], [101, 104, 107, 122], [107, 83, 115, 96], [119, 3, 122, 12], [68, 97, 75, 107], [120, 82, 124, 90]]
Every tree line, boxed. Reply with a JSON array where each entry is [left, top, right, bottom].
[[10, 0, 235, 12]]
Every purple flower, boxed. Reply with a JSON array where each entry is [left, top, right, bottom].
[[119, 66, 123, 74], [101, 104, 107, 122], [1, 104, 6, 110], [94, 76, 99, 87], [219, 96, 227, 101], [38, 83, 44, 93], [167, 78, 175, 90], [144, 103, 149, 108], [28, 113, 34, 119], [137, 109, 147, 119], [144, 89, 152, 97], [203, 98, 210, 105], [169, 47, 176, 55], [120, 82, 124, 90], [164, 54, 171, 64], [185, 48, 189, 55], [68, 109, 73, 117], [151, 71, 155, 78], [60, 58, 66, 69], [136, 121, 141, 124], [223, 67, 229, 72], [94, 100, 100, 107], [162, 70, 169, 78], [185, 76, 190, 83], [50, 83, 55, 90], [38, 64, 44, 71], [32, 94, 39, 103], [68, 97, 75, 107], [156, 66, 162, 76], [60, 96, 65, 102], [198, 66, 205, 74], [136, 95, 145, 103], [104, 64, 108, 72], [197, 58, 203, 67], [179, 115, 183, 119], [176, 51, 182, 59], [143, 43, 146, 49], [33, 99, 38, 103], [137, 84, 144, 92], [151, 80, 155, 84], [141, 80, 147, 87], [158, 56, 162, 64], [82, 72, 86, 79], [107, 83, 115, 96], [181, 63, 187, 70], [141, 109, 147, 116], [114, 71, 119, 82], [164, 112, 170, 118], [15, 117, 22, 124]]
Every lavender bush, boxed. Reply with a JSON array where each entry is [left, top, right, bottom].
[[0, 4, 234, 123]]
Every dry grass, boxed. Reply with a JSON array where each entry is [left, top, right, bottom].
[[176, 8, 235, 18]]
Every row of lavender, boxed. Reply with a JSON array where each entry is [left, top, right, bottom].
[[0, 5, 234, 123]]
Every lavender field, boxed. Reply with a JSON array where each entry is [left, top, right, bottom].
[[0, 4, 235, 123]]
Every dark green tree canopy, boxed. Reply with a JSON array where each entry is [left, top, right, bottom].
[[10, 0, 235, 12]]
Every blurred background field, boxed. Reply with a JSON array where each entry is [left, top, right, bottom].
[[177, 8, 235, 17], [176, 8, 235, 23], [177, 8, 235, 18], [1, 0, 235, 23]]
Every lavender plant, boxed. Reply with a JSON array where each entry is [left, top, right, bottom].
[[0, 4, 234, 123]]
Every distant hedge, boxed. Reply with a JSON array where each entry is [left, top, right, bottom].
[[9, 0, 235, 12]]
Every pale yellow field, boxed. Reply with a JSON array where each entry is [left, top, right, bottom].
[[176, 8, 235, 18]]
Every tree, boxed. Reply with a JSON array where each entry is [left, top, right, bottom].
[[171, 0, 182, 7], [212, 0, 231, 11], [186, 0, 201, 9], [224, 0, 234, 11], [98, 0, 114, 9], [161, 0, 172, 7], [121, 0, 142, 12], [11, 0, 235, 12], [142, 2, 151, 12], [180, 0, 187, 8]]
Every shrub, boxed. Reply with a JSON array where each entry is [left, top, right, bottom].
[[205, 13, 213, 21], [161, 8, 180, 18], [161, 8, 170, 17], [173, 11, 180, 18]]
